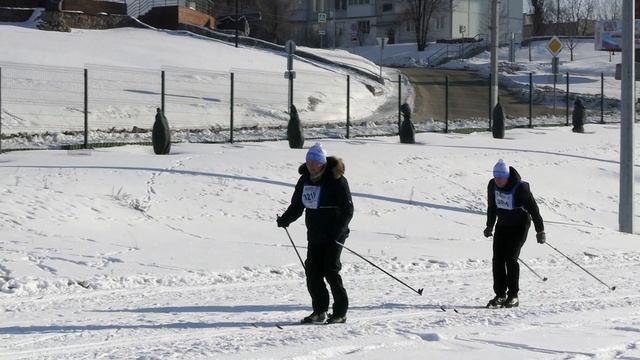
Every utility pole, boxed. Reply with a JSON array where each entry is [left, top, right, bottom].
[[620, 0, 635, 233], [490, 0, 500, 120], [556, 0, 560, 35]]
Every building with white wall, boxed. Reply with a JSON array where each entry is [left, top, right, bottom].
[[296, 0, 523, 48]]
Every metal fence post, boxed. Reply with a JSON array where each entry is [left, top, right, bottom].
[[566, 72, 570, 126], [0, 66, 2, 154], [445, 75, 449, 133], [161, 70, 165, 114], [398, 73, 401, 133], [84, 68, 88, 149], [488, 72, 492, 130], [601, 72, 605, 124], [346, 74, 350, 139], [529, 72, 533, 128], [230, 72, 234, 143]]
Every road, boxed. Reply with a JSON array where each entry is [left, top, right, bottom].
[[401, 68, 561, 123]]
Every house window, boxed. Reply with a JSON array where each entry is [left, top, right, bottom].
[[336, 0, 346, 10], [357, 20, 370, 34], [382, 3, 393, 12], [436, 16, 446, 29], [405, 21, 415, 33]]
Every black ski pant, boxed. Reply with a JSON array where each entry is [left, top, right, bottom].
[[305, 241, 348, 317], [492, 220, 530, 298]]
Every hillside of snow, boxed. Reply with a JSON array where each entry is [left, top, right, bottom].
[[0, 23, 403, 147]]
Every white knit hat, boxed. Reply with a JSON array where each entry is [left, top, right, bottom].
[[306, 142, 327, 164], [493, 159, 509, 178]]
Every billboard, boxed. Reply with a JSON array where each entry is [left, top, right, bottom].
[[594, 20, 640, 51]]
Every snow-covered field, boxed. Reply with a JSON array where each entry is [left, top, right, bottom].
[[0, 122, 638, 359], [0, 24, 400, 145]]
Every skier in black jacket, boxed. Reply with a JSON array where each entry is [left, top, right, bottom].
[[484, 159, 545, 308], [277, 143, 354, 324]]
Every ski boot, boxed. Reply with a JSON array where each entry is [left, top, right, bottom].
[[326, 314, 347, 324], [503, 296, 519, 308], [301, 311, 326, 324], [486, 295, 506, 308]]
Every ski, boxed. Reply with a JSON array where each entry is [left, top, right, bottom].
[[275, 321, 327, 329], [275, 320, 348, 329], [439, 305, 462, 314]]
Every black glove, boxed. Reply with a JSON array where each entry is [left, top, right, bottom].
[[276, 215, 288, 228], [536, 231, 546, 244], [483, 227, 493, 238]]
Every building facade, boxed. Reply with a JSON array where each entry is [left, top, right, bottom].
[[293, 0, 523, 48]]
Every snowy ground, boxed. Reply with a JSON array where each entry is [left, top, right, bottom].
[[0, 122, 638, 359], [441, 38, 621, 102], [0, 24, 401, 143]]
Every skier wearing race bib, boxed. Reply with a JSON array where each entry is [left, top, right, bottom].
[[277, 142, 354, 324], [484, 159, 545, 308]]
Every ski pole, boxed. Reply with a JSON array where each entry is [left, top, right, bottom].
[[336, 241, 424, 296], [545, 242, 616, 291], [518, 258, 548, 282], [284, 228, 305, 271]]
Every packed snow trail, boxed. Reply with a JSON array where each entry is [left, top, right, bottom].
[[0, 124, 638, 359]]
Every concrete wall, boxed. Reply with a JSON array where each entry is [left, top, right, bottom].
[[0, 7, 33, 21], [140, 6, 179, 30], [452, 0, 485, 39], [61, 12, 141, 29]]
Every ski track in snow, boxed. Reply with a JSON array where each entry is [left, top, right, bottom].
[[0, 125, 638, 358], [1, 258, 639, 359]]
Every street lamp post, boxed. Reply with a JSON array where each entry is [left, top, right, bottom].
[[619, 0, 635, 233]]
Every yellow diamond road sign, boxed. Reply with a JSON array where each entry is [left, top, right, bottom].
[[546, 36, 563, 56]]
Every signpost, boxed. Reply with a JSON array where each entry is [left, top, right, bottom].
[[318, 12, 327, 48], [546, 36, 563, 112], [376, 37, 388, 81], [285, 40, 296, 112]]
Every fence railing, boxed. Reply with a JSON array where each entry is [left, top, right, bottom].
[[0, 61, 624, 152], [0, 62, 370, 151]]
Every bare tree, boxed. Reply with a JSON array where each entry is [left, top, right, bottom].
[[402, 0, 448, 51], [562, 0, 597, 35], [530, 0, 548, 36], [254, 0, 293, 44], [597, 0, 622, 20], [560, 0, 597, 61]]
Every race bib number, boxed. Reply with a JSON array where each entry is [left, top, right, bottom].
[[302, 185, 321, 209], [495, 190, 515, 210]]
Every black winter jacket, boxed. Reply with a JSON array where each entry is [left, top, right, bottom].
[[280, 156, 354, 244], [486, 166, 544, 233]]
